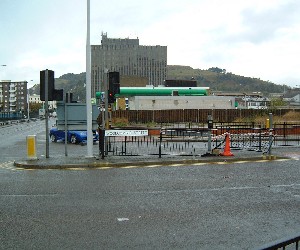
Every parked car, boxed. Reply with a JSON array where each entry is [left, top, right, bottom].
[[49, 127, 98, 144]]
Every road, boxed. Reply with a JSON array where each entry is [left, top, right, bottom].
[[1, 120, 300, 249], [0, 118, 99, 164]]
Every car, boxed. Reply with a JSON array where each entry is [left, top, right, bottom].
[[49, 127, 98, 144]]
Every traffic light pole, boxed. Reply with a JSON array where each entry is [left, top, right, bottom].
[[105, 71, 109, 156], [105, 71, 109, 130], [45, 70, 49, 158]]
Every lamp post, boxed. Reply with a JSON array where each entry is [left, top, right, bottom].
[[86, 0, 93, 157], [296, 85, 300, 106], [27, 80, 33, 121]]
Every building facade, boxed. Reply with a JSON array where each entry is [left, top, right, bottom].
[[29, 94, 57, 110], [0, 80, 27, 112], [127, 96, 236, 110], [91, 32, 167, 98]]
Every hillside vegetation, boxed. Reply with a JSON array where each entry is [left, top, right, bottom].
[[31, 65, 287, 101], [167, 65, 285, 94]]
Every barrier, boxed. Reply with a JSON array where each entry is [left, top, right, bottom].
[[219, 133, 234, 156]]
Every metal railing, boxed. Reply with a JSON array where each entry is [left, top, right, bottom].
[[102, 123, 300, 157], [255, 232, 300, 250]]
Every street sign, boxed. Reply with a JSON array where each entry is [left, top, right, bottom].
[[56, 103, 99, 130], [105, 130, 148, 137]]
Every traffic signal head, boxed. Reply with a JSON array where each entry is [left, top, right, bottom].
[[40, 70, 63, 101], [40, 70, 55, 101], [108, 71, 120, 95], [108, 91, 115, 103]]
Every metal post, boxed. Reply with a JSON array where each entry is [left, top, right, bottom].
[[64, 96, 68, 156], [269, 113, 273, 155], [207, 115, 213, 153], [104, 70, 109, 155], [104, 70, 109, 129], [124, 136, 127, 155], [99, 129, 105, 159], [86, 0, 93, 157], [257, 126, 262, 152], [159, 131, 162, 158], [27, 89, 30, 121], [45, 70, 49, 158]]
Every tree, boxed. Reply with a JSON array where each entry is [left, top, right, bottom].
[[269, 97, 287, 108], [208, 67, 226, 74]]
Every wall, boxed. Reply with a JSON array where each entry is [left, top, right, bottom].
[[110, 109, 299, 124], [128, 96, 235, 110]]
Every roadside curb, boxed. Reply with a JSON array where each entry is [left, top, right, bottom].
[[13, 155, 289, 170]]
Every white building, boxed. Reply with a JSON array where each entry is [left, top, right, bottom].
[[29, 94, 57, 110], [127, 96, 236, 110]]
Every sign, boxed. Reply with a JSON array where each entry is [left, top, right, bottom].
[[56, 103, 99, 130], [105, 130, 148, 137]]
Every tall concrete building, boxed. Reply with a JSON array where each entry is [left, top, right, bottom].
[[0, 80, 27, 112], [91, 32, 167, 97]]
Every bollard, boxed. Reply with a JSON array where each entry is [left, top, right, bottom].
[[27, 135, 37, 160]]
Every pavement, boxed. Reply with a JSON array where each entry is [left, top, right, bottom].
[[13, 145, 296, 169]]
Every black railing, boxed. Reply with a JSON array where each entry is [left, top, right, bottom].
[[102, 124, 300, 157], [255, 232, 300, 250]]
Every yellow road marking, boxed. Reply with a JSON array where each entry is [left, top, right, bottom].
[[122, 166, 138, 169], [145, 165, 161, 168], [5, 157, 295, 171]]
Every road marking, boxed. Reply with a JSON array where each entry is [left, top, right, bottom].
[[5, 157, 295, 171], [0, 161, 19, 171], [233, 161, 250, 164], [66, 168, 86, 171], [122, 165, 138, 169], [216, 161, 230, 165], [145, 165, 161, 168], [191, 162, 209, 166], [256, 160, 269, 163], [0, 194, 60, 197]]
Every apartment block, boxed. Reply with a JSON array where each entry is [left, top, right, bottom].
[[0, 80, 27, 112], [91, 32, 167, 97]]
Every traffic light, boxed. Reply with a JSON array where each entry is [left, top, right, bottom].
[[108, 71, 120, 103], [40, 70, 63, 101], [53, 89, 63, 101], [40, 70, 54, 101], [108, 90, 115, 103], [113, 82, 120, 95], [109, 71, 119, 89]]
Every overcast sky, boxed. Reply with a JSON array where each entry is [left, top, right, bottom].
[[1, 0, 300, 88]]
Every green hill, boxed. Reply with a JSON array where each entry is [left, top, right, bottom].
[[167, 65, 286, 94], [31, 65, 288, 102]]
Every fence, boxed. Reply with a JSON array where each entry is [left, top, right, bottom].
[[0, 111, 23, 120], [110, 109, 300, 124], [256, 232, 300, 249], [102, 122, 300, 158]]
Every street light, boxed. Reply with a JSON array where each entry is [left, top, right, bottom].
[[27, 80, 33, 121]]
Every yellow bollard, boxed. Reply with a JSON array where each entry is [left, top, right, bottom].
[[265, 118, 270, 129], [27, 135, 37, 160]]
